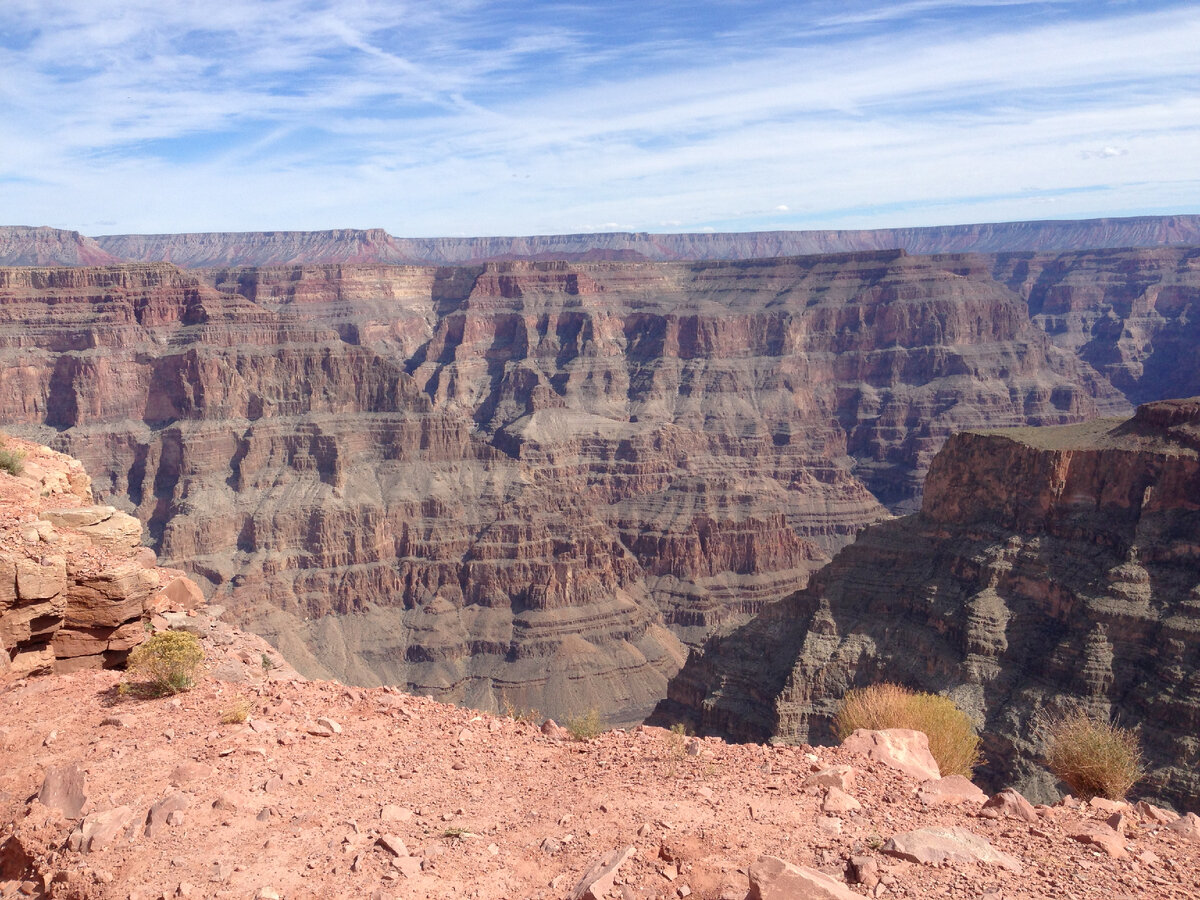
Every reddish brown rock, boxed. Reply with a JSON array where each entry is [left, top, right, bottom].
[[918, 776, 987, 807], [840, 729, 940, 782], [980, 789, 1039, 823], [1169, 813, 1200, 842], [569, 845, 635, 900], [747, 855, 860, 900], [882, 826, 1023, 872], [1068, 823, 1128, 859], [37, 763, 87, 818]]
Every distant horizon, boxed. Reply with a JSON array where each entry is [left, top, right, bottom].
[[9, 209, 1199, 241], [4, 2, 1198, 237]]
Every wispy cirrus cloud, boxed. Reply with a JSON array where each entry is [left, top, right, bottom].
[[0, 1, 1197, 235]]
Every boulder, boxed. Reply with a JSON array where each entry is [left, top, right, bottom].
[[747, 855, 861, 900], [980, 788, 1039, 823], [38, 763, 87, 818], [882, 826, 1023, 873], [840, 729, 940, 781]]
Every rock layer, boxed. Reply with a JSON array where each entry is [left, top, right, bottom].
[[0, 247, 1195, 723], [659, 399, 1200, 812]]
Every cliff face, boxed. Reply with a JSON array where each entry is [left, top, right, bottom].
[[0, 436, 208, 676], [0, 247, 1186, 724], [661, 399, 1200, 812], [0, 227, 122, 267], [3, 215, 1197, 267]]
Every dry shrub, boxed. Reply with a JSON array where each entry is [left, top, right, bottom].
[[565, 708, 603, 741], [126, 630, 204, 696], [0, 445, 24, 477], [834, 682, 982, 777], [1042, 708, 1143, 801], [219, 698, 252, 724]]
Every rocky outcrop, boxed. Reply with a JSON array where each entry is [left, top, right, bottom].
[[0, 437, 207, 675], [86, 214, 1200, 266], [660, 398, 1200, 812], [0, 248, 1178, 723]]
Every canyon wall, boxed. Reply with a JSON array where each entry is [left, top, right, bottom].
[[659, 398, 1200, 812], [3, 215, 1199, 267], [0, 246, 1194, 723]]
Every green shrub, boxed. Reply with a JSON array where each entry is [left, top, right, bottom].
[[0, 445, 24, 477], [126, 630, 204, 696], [834, 682, 982, 777], [565, 708, 603, 741], [1042, 708, 1143, 801]]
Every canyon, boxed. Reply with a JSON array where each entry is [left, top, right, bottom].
[[0, 227, 1197, 732], [661, 398, 1200, 813]]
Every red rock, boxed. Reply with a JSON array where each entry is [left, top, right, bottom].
[[377, 835, 409, 857], [145, 793, 190, 839], [881, 826, 1023, 873], [1168, 812, 1200, 842], [158, 576, 205, 612], [980, 789, 1039, 823], [37, 762, 87, 818], [918, 776, 986, 806], [839, 729, 940, 782], [746, 855, 861, 900], [78, 805, 134, 853], [821, 787, 860, 815], [1134, 800, 1178, 825], [805, 765, 856, 792], [1068, 823, 1128, 859], [169, 762, 215, 786], [570, 846, 635, 900]]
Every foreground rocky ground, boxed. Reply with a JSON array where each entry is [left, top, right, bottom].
[[2, 654, 1199, 899]]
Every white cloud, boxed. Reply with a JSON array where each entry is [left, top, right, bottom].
[[1, 1, 1198, 234]]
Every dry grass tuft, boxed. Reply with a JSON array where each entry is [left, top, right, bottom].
[[834, 682, 982, 777], [1041, 708, 1143, 801], [219, 698, 252, 724]]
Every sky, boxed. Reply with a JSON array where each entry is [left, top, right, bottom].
[[1, 0, 1198, 237]]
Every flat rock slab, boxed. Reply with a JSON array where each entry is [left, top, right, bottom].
[[1169, 812, 1200, 843], [747, 855, 861, 900], [38, 762, 87, 818], [840, 729, 940, 782], [882, 826, 1023, 873], [980, 788, 1038, 822], [570, 845, 635, 900], [918, 775, 987, 806], [1068, 823, 1128, 859]]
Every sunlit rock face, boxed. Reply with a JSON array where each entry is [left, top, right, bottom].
[[660, 398, 1200, 812], [3, 243, 1193, 724]]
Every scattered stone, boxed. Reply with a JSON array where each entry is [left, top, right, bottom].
[[1135, 800, 1178, 825], [381, 805, 412, 823], [846, 856, 879, 889], [393, 857, 422, 878], [839, 729, 940, 781], [747, 855, 861, 900], [805, 765, 856, 792], [881, 826, 1023, 873], [78, 806, 135, 853], [979, 788, 1038, 823], [1087, 798, 1128, 814], [918, 776, 987, 806], [1068, 823, 1128, 859], [570, 846, 636, 900], [541, 720, 570, 740], [378, 835, 409, 857], [1106, 812, 1131, 835], [316, 716, 342, 734], [540, 837, 562, 855], [822, 787, 861, 814], [146, 793, 191, 839], [1168, 812, 1200, 842], [37, 762, 87, 818]]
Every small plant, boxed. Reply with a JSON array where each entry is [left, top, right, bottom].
[[1041, 708, 1143, 801], [834, 682, 982, 777], [220, 698, 252, 724], [261, 653, 278, 673], [565, 708, 603, 742], [0, 443, 24, 477], [500, 692, 541, 724], [125, 630, 204, 696]]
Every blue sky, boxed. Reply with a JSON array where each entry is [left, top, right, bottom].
[[1, 0, 1198, 236]]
